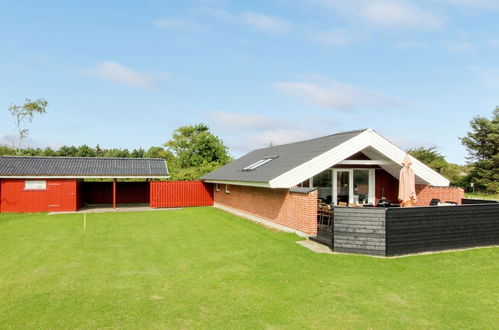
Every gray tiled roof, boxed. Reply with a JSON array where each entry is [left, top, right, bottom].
[[0, 156, 169, 177], [201, 129, 367, 183]]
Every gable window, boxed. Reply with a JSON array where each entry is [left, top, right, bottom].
[[242, 156, 277, 171], [24, 180, 47, 190], [225, 184, 231, 194], [215, 183, 220, 192]]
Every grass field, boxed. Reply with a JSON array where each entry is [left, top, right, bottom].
[[464, 192, 499, 200], [1, 208, 498, 329]]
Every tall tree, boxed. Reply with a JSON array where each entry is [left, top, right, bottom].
[[164, 124, 230, 179], [8, 98, 48, 153], [460, 107, 499, 193], [407, 146, 447, 172], [407, 146, 467, 187]]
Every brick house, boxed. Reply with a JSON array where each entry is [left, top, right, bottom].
[[202, 129, 464, 236]]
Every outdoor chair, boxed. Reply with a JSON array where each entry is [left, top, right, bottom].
[[429, 199, 441, 206]]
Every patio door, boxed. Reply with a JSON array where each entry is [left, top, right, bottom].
[[333, 169, 375, 205], [333, 170, 350, 205]]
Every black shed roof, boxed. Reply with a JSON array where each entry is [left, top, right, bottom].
[[0, 156, 169, 177]]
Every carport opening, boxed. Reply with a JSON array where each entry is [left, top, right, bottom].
[[79, 179, 150, 209]]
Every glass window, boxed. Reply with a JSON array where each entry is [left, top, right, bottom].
[[336, 171, 350, 204], [313, 170, 332, 204], [242, 156, 277, 171], [353, 170, 369, 204], [24, 180, 47, 190]]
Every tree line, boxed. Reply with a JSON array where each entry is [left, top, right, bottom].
[[3, 99, 498, 194], [0, 123, 231, 181]]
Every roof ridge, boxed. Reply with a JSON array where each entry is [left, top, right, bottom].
[[0, 156, 165, 161], [251, 128, 369, 151]]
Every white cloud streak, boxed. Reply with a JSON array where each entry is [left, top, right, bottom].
[[203, 8, 291, 35], [208, 111, 316, 153], [316, 0, 445, 30], [434, 0, 499, 9], [308, 28, 360, 46], [273, 80, 405, 110], [85, 62, 170, 90], [152, 17, 204, 32], [241, 11, 291, 34], [468, 65, 499, 90]]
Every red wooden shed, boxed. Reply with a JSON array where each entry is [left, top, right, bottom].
[[0, 156, 169, 213]]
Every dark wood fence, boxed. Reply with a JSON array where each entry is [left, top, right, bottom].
[[386, 204, 499, 256], [462, 198, 498, 204], [333, 207, 386, 256], [328, 204, 499, 256]]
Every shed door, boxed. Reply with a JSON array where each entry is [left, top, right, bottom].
[[47, 182, 63, 210]]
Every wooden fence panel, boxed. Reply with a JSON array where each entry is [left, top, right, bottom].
[[150, 181, 213, 208], [386, 204, 499, 256]]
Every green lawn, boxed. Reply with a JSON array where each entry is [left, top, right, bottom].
[[465, 192, 499, 200], [1, 208, 498, 329]]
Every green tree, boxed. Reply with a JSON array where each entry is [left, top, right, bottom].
[[95, 145, 105, 157], [460, 107, 499, 193], [130, 148, 145, 158], [76, 145, 97, 157], [56, 146, 78, 157], [164, 124, 230, 180], [407, 146, 467, 187], [8, 98, 48, 153], [0, 145, 16, 156], [42, 147, 56, 156], [103, 148, 130, 158], [407, 146, 447, 172]]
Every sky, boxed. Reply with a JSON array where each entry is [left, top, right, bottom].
[[0, 0, 498, 164]]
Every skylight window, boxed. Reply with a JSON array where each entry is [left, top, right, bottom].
[[242, 156, 277, 171]]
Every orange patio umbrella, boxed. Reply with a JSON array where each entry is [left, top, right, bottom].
[[398, 154, 417, 207]]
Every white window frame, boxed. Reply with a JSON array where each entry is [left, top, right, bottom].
[[332, 168, 375, 205], [215, 183, 220, 192], [311, 169, 375, 205], [225, 184, 231, 194], [242, 156, 277, 171], [24, 180, 47, 190]]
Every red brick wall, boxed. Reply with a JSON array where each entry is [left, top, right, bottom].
[[214, 184, 318, 235], [415, 185, 464, 206], [374, 170, 464, 206]]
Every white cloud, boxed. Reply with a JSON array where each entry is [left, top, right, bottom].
[[152, 17, 204, 32], [241, 11, 291, 34], [0, 133, 63, 150], [435, 0, 499, 9], [316, 0, 445, 30], [308, 28, 360, 46], [445, 40, 474, 52], [487, 38, 499, 47], [207, 111, 317, 153], [202, 8, 291, 35], [273, 79, 404, 110], [0, 133, 16, 147], [394, 40, 429, 49], [209, 111, 276, 131], [468, 65, 499, 90], [85, 62, 170, 90], [246, 128, 316, 148]]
